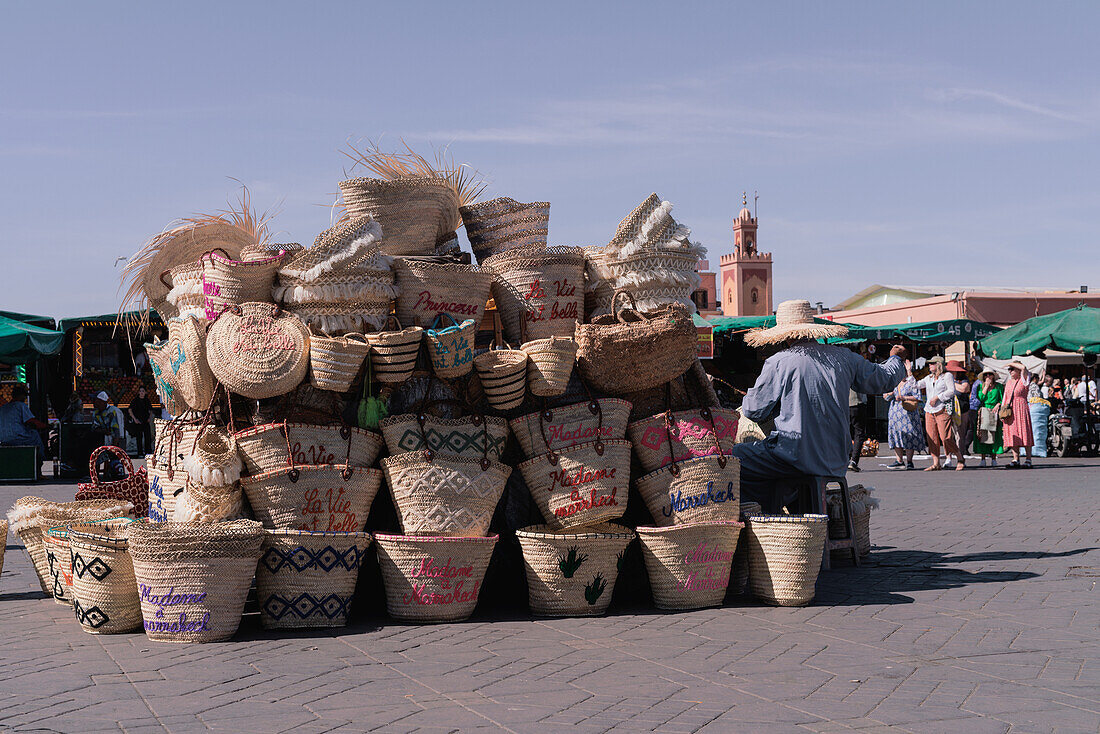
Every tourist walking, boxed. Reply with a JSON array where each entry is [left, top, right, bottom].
[[948, 360, 974, 457], [884, 362, 923, 469], [847, 389, 866, 473], [127, 386, 154, 456], [974, 369, 1004, 466], [1029, 371, 1051, 458], [919, 356, 965, 471], [1001, 361, 1035, 469]]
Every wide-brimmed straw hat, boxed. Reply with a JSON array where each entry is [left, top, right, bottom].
[[744, 300, 848, 347]]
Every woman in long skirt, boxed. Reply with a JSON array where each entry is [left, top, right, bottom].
[[974, 370, 1004, 466], [1002, 361, 1035, 469], [884, 369, 925, 470], [1028, 372, 1050, 458]]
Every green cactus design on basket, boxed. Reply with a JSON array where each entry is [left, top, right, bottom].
[[557, 546, 587, 578], [584, 573, 607, 605], [616, 548, 626, 573]]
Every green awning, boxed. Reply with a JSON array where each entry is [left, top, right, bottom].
[[828, 319, 1000, 344], [58, 310, 163, 333], [0, 310, 56, 329], [709, 315, 777, 336], [0, 314, 65, 364], [978, 305, 1100, 357]]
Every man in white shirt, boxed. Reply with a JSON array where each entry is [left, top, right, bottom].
[[1074, 376, 1097, 402], [919, 356, 965, 471]]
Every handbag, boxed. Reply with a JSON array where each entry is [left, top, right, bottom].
[[628, 380, 738, 473], [75, 446, 150, 519], [999, 380, 1015, 424], [901, 398, 919, 412]]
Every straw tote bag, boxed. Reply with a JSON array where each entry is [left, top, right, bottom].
[[374, 533, 497, 623], [129, 519, 265, 643], [45, 527, 73, 605], [515, 523, 634, 617], [729, 501, 762, 597], [365, 315, 423, 384], [394, 259, 494, 330], [339, 177, 460, 256], [523, 337, 577, 397], [309, 331, 370, 392], [241, 464, 383, 532], [473, 340, 528, 411], [382, 452, 511, 537], [148, 417, 204, 522], [510, 396, 632, 459], [518, 439, 633, 530], [146, 340, 188, 415], [635, 454, 740, 527], [256, 529, 372, 630], [155, 315, 216, 411], [425, 313, 476, 379], [68, 518, 141, 634], [206, 303, 310, 399], [379, 411, 509, 462], [76, 445, 150, 519], [745, 514, 828, 607], [481, 245, 585, 344], [628, 384, 739, 473], [575, 292, 696, 395], [234, 421, 384, 475], [637, 520, 742, 610], [460, 197, 550, 264], [199, 249, 285, 319]]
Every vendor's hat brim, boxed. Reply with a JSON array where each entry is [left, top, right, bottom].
[[743, 299, 849, 347]]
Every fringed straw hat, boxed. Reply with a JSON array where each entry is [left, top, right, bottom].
[[744, 300, 848, 346]]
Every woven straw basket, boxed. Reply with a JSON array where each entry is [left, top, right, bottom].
[[339, 177, 459, 256], [515, 523, 634, 617], [425, 314, 476, 379], [0, 519, 7, 578], [382, 453, 511, 537], [150, 418, 204, 521], [234, 422, 384, 475], [174, 480, 243, 523], [522, 337, 577, 398], [146, 340, 188, 415], [206, 303, 311, 399], [175, 425, 244, 523], [6, 498, 135, 596], [379, 413, 509, 462], [256, 529, 372, 630], [729, 501, 762, 597], [637, 520, 742, 611], [165, 315, 216, 412], [365, 326, 423, 384], [374, 533, 497, 623], [460, 197, 550, 264], [635, 455, 741, 526], [628, 407, 740, 473], [309, 332, 370, 392], [828, 485, 875, 557], [129, 519, 265, 643], [68, 518, 141, 634], [241, 464, 383, 532], [745, 514, 828, 607], [518, 439, 632, 530], [285, 299, 394, 336], [44, 527, 73, 605], [198, 249, 285, 318], [510, 398, 632, 458], [482, 246, 586, 344], [473, 347, 527, 411], [394, 259, 494, 330]]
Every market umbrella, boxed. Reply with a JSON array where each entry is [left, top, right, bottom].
[[0, 313, 65, 364], [978, 305, 1100, 357]]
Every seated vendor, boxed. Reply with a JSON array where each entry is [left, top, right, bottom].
[[0, 382, 47, 457], [729, 300, 906, 512]]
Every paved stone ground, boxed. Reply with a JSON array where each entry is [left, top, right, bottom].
[[2, 456, 1098, 733]]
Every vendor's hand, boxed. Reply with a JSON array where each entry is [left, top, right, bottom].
[[890, 344, 908, 360], [929, 395, 940, 407]]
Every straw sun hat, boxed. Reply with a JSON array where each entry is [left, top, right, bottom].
[[744, 300, 848, 347]]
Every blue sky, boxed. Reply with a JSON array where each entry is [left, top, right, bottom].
[[2, 1, 1097, 318]]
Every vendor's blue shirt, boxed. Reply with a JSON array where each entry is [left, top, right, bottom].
[[741, 343, 905, 477], [0, 401, 39, 445]]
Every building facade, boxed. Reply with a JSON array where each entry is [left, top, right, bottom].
[[718, 199, 773, 317]]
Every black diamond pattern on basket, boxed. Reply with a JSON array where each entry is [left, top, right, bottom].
[[393, 427, 506, 457], [73, 599, 110, 629], [261, 545, 360, 574], [262, 592, 353, 620], [71, 552, 113, 581]]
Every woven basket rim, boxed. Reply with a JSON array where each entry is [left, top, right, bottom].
[[233, 421, 381, 440], [635, 453, 740, 483], [239, 463, 383, 486], [379, 413, 508, 430], [66, 517, 135, 546], [394, 259, 488, 275], [460, 197, 551, 218], [263, 529, 373, 540], [636, 519, 744, 537], [381, 452, 511, 473], [481, 245, 585, 270], [515, 522, 635, 541], [204, 250, 286, 267], [339, 176, 457, 192], [517, 438, 632, 470], [374, 532, 500, 544], [746, 513, 829, 524], [513, 397, 633, 426]]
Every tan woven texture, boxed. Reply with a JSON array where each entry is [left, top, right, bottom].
[[165, 315, 216, 411], [284, 299, 393, 336], [519, 439, 632, 530], [0, 519, 6, 578], [44, 527, 72, 605], [339, 177, 459, 256], [459, 197, 550, 264], [309, 332, 370, 392], [482, 246, 585, 344], [146, 340, 189, 415], [366, 325, 423, 383], [67, 519, 141, 634], [234, 422, 384, 475], [241, 464, 382, 532], [374, 533, 497, 623], [6, 498, 136, 595], [635, 455, 741, 526], [637, 520, 742, 610], [206, 303, 310, 399], [379, 414, 509, 462], [473, 348, 527, 410], [174, 480, 243, 523], [129, 519, 264, 643], [515, 523, 634, 617], [382, 453, 510, 537], [746, 514, 828, 607], [522, 337, 577, 397], [198, 250, 284, 318], [256, 530, 372, 630], [510, 398, 632, 458], [425, 315, 476, 379], [576, 297, 697, 395], [729, 501, 762, 596], [394, 260, 493, 330], [627, 407, 740, 473]]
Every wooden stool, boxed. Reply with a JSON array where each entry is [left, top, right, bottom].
[[809, 475, 859, 570]]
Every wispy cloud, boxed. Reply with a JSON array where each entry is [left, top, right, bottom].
[[929, 87, 1084, 123]]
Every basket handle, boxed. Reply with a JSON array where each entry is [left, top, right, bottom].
[[280, 420, 300, 482], [428, 312, 462, 333], [660, 374, 726, 476], [159, 269, 173, 289], [88, 445, 134, 486], [538, 376, 603, 464], [611, 290, 643, 324]]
